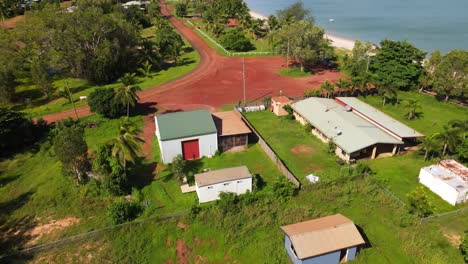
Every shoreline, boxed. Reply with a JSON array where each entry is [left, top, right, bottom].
[[249, 10, 356, 50]]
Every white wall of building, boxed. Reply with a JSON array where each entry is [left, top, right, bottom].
[[196, 177, 252, 203], [419, 168, 465, 205], [157, 133, 218, 164]]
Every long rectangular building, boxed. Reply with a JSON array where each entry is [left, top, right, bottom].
[[291, 97, 424, 162]]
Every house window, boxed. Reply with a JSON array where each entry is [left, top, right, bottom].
[[223, 183, 230, 186], [207, 186, 213, 189]]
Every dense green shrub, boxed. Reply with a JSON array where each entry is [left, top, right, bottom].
[[282, 104, 295, 120], [107, 198, 141, 225], [93, 144, 128, 195], [175, 3, 188, 17], [272, 176, 296, 200], [220, 29, 254, 52], [88, 88, 126, 118], [460, 231, 468, 263], [407, 186, 434, 218], [0, 109, 35, 155], [54, 125, 90, 183]]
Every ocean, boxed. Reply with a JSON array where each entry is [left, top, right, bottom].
[[245, 0, 468, 53]]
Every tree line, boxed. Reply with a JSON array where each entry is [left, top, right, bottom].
[[0, 0, 185, 105], [343, 40, 467, 104]]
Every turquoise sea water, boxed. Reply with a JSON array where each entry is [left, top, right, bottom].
[[245, 0, 468, 53]]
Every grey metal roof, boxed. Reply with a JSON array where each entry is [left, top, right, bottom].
[[155, 110, 217, 141], [336, 97, 424, 138], [291, 98, 403, 154], [195, 166, 252, 187]]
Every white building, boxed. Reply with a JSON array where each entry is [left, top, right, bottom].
[[419, 160, 468, 205], [195, 166, 252, 203], [155, 110, 218, 164]]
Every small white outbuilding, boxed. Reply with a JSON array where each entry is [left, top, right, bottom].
[[195, 166, 252, 203], [418, 160, 468, 205]]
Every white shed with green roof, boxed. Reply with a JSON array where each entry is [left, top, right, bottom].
[[155, 110, 218, 163]]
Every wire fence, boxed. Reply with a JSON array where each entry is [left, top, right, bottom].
[[419, 206, 468, 223], [0, 210, 187, 260], [186, 20, 276, 57]]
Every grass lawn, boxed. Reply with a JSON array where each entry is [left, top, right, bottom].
[[277, 67, 313, 78], [364, 153, 467, 214], [141, 139, 283, 214], [25, 175, 466, 263], [243, 111, 343, 182], [7, 27, 200, 118], [188, 19, 275, 57], [359, 91, 467, 136]]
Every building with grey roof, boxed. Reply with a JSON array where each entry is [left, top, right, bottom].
[[335, 97, 424, 141], [291, 97, 418, 162]]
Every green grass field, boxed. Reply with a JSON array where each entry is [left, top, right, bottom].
[[244, 111, 343, 182], [277, 67, 313, 78], [0, 115, 143, 253], [359, 91, 467, 136]]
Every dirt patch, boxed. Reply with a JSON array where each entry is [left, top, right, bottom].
[[194, 236, 204, 247], [224, 255, 232, 260], [177, 221, 188, 231], [24, 217, 80, 246], [444, 233, 462, 247], [291, 145, 315, 155], [307, 163, 324, 172], [176, 239, 190, 264], [165, 260, 173, 264], [166, 237, 172, 248]]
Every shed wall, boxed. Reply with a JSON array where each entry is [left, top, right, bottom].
[[158, 133, 218, 164], [419, 169, 464, 205], [196, 177, 252, 203]]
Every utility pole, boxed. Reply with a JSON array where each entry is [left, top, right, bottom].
[[242, 57, 246, 105], [65, 80, 79, 119], [286, 37, 290, 70]]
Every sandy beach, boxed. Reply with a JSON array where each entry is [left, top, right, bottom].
[[249, 11, 355, 50]]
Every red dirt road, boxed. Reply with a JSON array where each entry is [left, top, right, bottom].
[[40, 1, 344, 158], [41, 1, 343, 123]]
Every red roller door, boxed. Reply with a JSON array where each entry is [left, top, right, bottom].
[[182, 139, 200, 160]]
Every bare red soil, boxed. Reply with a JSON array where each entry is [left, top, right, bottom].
[[39, 0, 344, 158]]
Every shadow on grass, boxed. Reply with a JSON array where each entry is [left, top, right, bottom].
[[356, 225, 372, 249], [0, 174, 21, 188], [0, 191, 38, 257], [130, 159, 156, 189]]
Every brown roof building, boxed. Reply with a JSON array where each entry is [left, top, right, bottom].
[[212, 111, 251, 152], [281, 214, 365, 263], [271, 96, 292, 116]]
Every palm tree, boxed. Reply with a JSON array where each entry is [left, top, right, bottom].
[[419, 134, 441, 160], [436, 126, 462, 156], [320, 80, 335, 98], [115, 73, 142, 117], [110, 118, 144, 170], [378, 85, 397, 106], [448, 119, 467, 140], [335, 78, 350, 96], [137, 60, 153, 77], [404, 99, 421, 120]]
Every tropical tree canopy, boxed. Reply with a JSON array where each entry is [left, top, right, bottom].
[[269, 20, 333, 71], [372, 40, 426, 91]]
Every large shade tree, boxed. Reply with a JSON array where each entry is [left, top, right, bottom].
[[431, 50, 468, 101], [270, 20, 333, 72], [372, 40, 426, 91]]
